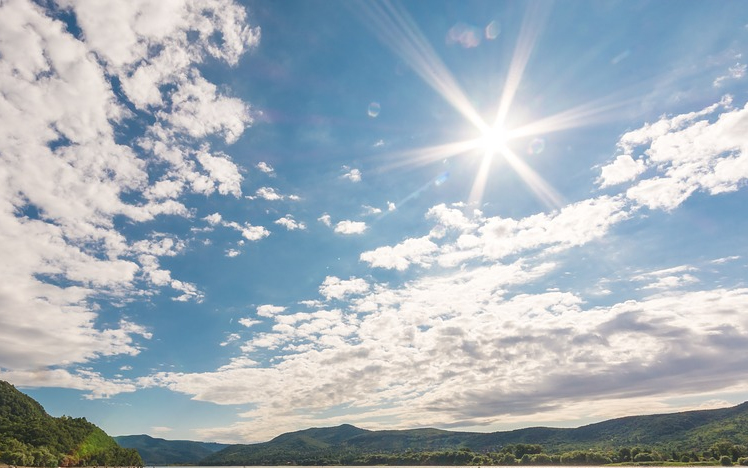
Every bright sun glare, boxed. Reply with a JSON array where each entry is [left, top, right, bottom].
[[478, 125, 508, 154], [364, 1, 624, 211]]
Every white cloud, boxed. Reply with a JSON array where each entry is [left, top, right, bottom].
[[334, 220, 367, 235], [604, 97, 748, 211], [204, 213, 223, 225], [360, 236, 438, 271], [712, 255, 741, 264], [318, 213, 332, 226], [226, 249, 241, 257], [341, 167, 362, 182], [714, 62, 746, 87], [221, 220, 270, 242], [238, 318, 261, 328], [256, 305, 285, 317], [0, 368, 137, 400], [146, 263, 748, 442], [362, 205, 382, 216], [253, 187, 283, 201], [632, 265, 699, 290], [162, 74, 251, 145], [248, 186, 299, 202], [319, 276, 370, 300], [597, 154, 647, 187], [362, 196, 629, 271], [256, 161, 275, 175], [196, 150, 243, 197], [239, 224, 270, 241], [387, 201, 397, 211], [0, 0, 257, 384], [274, 215, 307, 231]]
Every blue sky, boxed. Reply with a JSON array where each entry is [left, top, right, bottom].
[[1, 0, 748, 444]]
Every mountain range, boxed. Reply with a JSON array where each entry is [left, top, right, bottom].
[[118, 401, 748, 465]]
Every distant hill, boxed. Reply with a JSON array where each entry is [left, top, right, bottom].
[[202, 402, 748, 465], [0, 380, 142, 467], [114, 434, 228, 465]]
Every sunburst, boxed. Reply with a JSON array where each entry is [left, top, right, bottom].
[[354, 0, 629, 210]]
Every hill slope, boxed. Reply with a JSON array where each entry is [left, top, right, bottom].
[[202, 402, 748, 465], [0, 380, 142, 467], [114, 434, 228, 465]]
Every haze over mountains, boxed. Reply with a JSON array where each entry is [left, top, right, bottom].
[[117, 401, 748, 465]]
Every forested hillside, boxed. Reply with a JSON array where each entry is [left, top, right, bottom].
[[202, 403, 748, 465], [0, 381, 142, 467], [114, 434, 228, 465]]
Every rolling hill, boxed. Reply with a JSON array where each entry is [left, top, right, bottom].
[[201, 402, 748, 465], [114, 434, 228, 465]]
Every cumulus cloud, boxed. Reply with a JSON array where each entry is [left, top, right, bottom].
[[341, 167, 362, 182], [599, 97, 748, 211], [597, 155, 647, 187], [256, 161, 275, 175], [252, 187, 283, 201], [274, 215, 307, 231], [238, 318, 261, 328], [256, 305, 286, 317], [334, 220, 367, 235], [0, 0, 258, 389], [362, 196, 629, 271], [319, 276, 370, 301], [362, 205, 382, 216], [216, 219, 270, 242], [360, 236, 438, 270], [318, 213, 332, 227], [145, 262, 748, 442]]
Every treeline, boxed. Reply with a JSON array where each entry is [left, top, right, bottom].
[[344, 442, 748, 466], [228, 442, 748, 466]]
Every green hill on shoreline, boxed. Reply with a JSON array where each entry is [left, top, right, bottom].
[[0, 381, 142, 467]]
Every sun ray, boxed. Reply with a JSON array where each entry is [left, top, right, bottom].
[[494, 1, 552, 128], [468, 152, 495, 206], [378, 140, 482, 172], [501, 147, 564, 209], [352, 0, 489, 132], [507, 95, 639, 140]]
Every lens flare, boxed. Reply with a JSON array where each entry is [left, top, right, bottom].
[[368, 102, 381, 117]]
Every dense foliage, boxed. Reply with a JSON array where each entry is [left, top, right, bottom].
[[201, 442, 748, 466], [201, 403, 748, 466], [0, 381, 142, 467]]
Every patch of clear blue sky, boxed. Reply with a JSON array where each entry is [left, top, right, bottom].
[[25, 0, 748, 440]]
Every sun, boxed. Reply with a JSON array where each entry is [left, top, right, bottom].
[[478, 124, 508, 154]]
